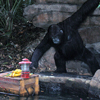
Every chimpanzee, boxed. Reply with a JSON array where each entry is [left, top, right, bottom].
[[30, 0, 100, 75]]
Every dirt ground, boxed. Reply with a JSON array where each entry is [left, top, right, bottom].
[[0, 23, 45, 73]]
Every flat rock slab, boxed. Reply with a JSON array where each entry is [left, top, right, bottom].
[[37, 72, 91, 96], [36, 70, 100, 99]]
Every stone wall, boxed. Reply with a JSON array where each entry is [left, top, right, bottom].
[[23, 0, 100, 30], [38, 70, 100, 99]]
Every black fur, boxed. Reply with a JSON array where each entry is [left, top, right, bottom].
[[30, 0, 100, 75]]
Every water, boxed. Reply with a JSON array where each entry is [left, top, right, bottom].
[[0, 93, 99, 100]]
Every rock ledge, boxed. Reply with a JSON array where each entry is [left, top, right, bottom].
[[37, 70, 100, 99]]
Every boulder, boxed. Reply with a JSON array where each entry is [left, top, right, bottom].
[[79, 26, 100, 44], [90, 17, 100, 26], [38, 47, 56, 72], [23, 1, 100, 29], [36, 0, 80, 4], [38, 73, 91, 96], [38, 69, 100, 99], [88, 70, 100, 98], [23, 4, 77, 29], [32, 12, 71, 29]]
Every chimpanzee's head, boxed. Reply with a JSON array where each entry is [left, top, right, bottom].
[[48, 24, 64, 44]]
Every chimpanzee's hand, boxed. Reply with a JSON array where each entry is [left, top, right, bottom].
[[29, 62, 38, 73]]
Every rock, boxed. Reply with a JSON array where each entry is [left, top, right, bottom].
[[88, 70, 100, 98], [23, 4, 77, 29], [38, 47, 56, 72], [23, 1, 100, 29], [38, 70, 100, 99], [36, 0, 79, 4], [38, 73, 91, 96], [86, 42, 100, 54], [66, 61, 92, 75], [90, 17, 100, 26], [79, 26, 100, 44], [32, 12, 71, 29], [93, 8, 100, 15]]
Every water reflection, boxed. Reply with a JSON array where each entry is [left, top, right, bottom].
[[0, 93, 99, 100]]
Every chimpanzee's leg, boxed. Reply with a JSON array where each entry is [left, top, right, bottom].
[[81, 48, 100, 75], [54, 52, 67, 73]]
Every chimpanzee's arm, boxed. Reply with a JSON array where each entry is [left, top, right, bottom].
[[69, 0, 100, 29], [30, 33, 51, 68]]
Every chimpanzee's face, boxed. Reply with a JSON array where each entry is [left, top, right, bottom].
[[48, 24, 64, 44]]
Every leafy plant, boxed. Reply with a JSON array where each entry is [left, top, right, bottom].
[[0, 0, 35, 38], [97, 3, 100, 8], [0, 0, 21, 37]]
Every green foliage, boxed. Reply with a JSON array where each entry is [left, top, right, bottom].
[[0, 0, 34, 37], [0, 0, 22, 37], [14, 0, 34, 24], [97, 3, 100, 8]]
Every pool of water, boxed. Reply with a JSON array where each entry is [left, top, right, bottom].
[[0, 93, 99, 100]]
